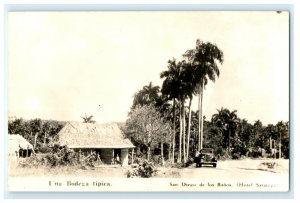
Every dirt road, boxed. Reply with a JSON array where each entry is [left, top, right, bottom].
[[170, 159, 290, 191], [8, 159, 289, 191]]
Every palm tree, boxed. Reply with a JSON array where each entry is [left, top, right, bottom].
[[156, 93, 173, 165], [161, 59, 198, 163], [211, 108, 240, 155], [161, 59, 185, 163], [238, 119, 253, 150], [276, 121, 288, 159], [184, 39, 224, 151], [253, 120, 264, 148], [81, 114, 96, 123], [181, 61, 197, 160], [132, 82, 160, 109]]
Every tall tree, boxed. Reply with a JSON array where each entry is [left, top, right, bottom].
[[28, 118, 43, 149], [184, 39, 224, 151], [161, 59, 192, 163], [8, 118, 27, 135], [125, 104, 173, 161], [238, 119, 254, 153], [132, 82, 160, 109], [161, 59, 183, 163], [211, 108, 240, 155], [276, 121, 289, 159], [181, 61, 196, 160], [252, 120, 264, 148]]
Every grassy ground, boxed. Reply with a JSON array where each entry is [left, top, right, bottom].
[[9, 165, 183, 178], [9, 165, 130, 178], [217, 158, 289, 173], [9, 158, 289, 178]]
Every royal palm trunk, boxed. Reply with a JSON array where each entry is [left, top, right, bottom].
[[182, 100, 186, 163], [178, 104, 182, 163], [172, 98, 176, 163], [187, 97, 192, 159], [198, 82, 204, 151]]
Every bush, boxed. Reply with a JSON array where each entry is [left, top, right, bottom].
[[185, 158, 194, 167], [261, 162, 276, 169], [44, 145, 79, 167], [231, 153, 240, 160], [127, 159, 157, 178], [38, 146, 52, 153], [19, 155, 47, 168], [18, 145, 99, 168], [247, 147, 263, 158]]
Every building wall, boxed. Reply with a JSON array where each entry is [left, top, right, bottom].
[[100, 149, 113, 164], [121, 149, 129, 166], [73, 148, 131, 166]]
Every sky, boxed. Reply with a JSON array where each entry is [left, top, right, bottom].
[[8, 11, 289, 125]]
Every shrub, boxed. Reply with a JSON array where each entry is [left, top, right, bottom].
[[185, 158, 194, 167], [18, 145, 99, 168], [18, 155, 46, 168], [127, 159, 157, 178], [261, 162, 276, 169], [231, 153, 240, 160], [171, 162, 185, 168], [44, 145, 79, 167], [38, 146, 52, 153]]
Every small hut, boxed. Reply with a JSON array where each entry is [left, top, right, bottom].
[[55, 122, 135, 166], [9, 134, 34, 159]]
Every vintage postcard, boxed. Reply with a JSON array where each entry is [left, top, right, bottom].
[[7, 11, 289, 192]]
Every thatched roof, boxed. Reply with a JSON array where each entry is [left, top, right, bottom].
[[56, 122, 135, 149], [9, 134, 34, 154]]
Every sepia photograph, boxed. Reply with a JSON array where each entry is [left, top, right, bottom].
[[7, 11, 289, 192]]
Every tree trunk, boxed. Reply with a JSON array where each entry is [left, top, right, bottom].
[[187, 96, 193, 160], [44, 132, 47, 145], [178, 104, 182, 163], [161, 142, 164, 166], [147, 146, 151, 161], [172, 98, 176, 164], [198, 83, 203, 151], [279, 132, 282, 159], [228, 130, 231, 156], [34, 132, 37, 149], [200, 82, 204, 150], [168, 143, 171, 162], [182, 100, 186, 163]]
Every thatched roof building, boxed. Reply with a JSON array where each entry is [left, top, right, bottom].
[[8, 134, 34, 158], [56, 122, 134, 148], [55, 122, 135, 166]]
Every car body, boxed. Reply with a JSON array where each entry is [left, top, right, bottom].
[[195, 148, 217, 168]]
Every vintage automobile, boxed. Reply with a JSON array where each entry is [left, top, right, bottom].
[[195, 148, 217, 168]]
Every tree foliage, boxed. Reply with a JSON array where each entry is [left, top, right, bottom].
[[211, 108, 240, 152], [8, 118, 65, 151], [81, 114, 96, 123], [125, 104, 173, 160]]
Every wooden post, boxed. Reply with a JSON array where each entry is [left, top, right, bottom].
[[34, 133, 37, 149], [112, 149, 115, 165], [274, 140, 276, 158], [131, 149, 134, 165]]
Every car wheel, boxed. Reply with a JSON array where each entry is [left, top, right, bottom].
[[213, 163, 217, 168], [199, 163, 202, 167]]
